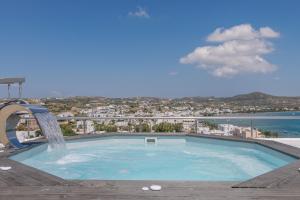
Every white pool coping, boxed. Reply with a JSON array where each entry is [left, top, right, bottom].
[[259, 138, 300, 148]]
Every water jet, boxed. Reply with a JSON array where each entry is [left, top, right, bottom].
[[0, 100, 65, 149]]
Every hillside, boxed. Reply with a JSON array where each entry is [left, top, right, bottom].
[[1, 92, 300, 114]]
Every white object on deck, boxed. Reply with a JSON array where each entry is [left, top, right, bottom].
[[0, 166, 12, 171], [142, 187, 149, 191], [145, 137, 158, 144], [150, 185, 162, 191]]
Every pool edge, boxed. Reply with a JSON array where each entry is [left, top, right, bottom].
[[3, 133, 300, 189]]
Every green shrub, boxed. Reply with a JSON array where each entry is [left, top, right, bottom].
[[60, 124, 76, 136], [203, 120, 218, 130], [134, 123, 151, 132], [95, 123, 118, 132], [153, 122, 183, 132], [259, 129, 279, 138]]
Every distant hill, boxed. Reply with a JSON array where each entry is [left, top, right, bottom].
[[172, 92, 300, 108], [228, 92, 275, 101], [175, 92, 298, 101], [226, 92, 300, 104]]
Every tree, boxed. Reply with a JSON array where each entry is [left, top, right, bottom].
[[135, 123, 151, 132], [203, 120, 218, 130], [173, 123, 183, 132], [60, 123, 76, 136], [16, 124, 27, 131], [95, 123, 105, 131], [259, 129, 279, 138], [105, 124, 118, 132], [153, 122, 183, 133], [95, 123, 118, 132], [35, 130, 42, 137]]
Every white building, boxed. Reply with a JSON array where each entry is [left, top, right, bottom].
[[218, 124, 237, 136], [16, 131, 40, 143], [76, 120, 94, 134], [197, 126, 210, 134], [210, 129, 227, 136], [115, 120, 128, 127], [232, 127, 260, 138], [182, 119, 195, 132], [57, 112, 74, 118]]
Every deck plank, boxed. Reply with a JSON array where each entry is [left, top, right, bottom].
[[0, 158, 72, 186], [1, 183, 300, 200], [233, 160, 300, 188]]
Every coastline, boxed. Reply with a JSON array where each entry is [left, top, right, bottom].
[[212, 111, 300, 137]]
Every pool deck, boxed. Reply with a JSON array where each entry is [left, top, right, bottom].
[[1, 133, 300, 200], [259, 138, 300, 148]]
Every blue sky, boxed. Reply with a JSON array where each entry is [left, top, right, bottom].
[[1, 0, 300, 98]]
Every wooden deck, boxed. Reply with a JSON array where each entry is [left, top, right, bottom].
[[1, 134, 300, 200], [0, 157, 70, 187], [2, 180, 300, 200]]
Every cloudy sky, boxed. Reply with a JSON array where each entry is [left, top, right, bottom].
[[1, 0, 300, 98]]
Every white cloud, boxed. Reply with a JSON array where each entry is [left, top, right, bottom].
[[128, 7, 150, 19], [207, 24, 279, 42], [180, 24, 280, 77], [259, 27, 280, 38]]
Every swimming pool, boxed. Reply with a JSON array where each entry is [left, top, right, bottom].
[[10, 136, 296, 181]]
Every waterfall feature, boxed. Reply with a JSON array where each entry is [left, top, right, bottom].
[[34, 112, 65, 149]]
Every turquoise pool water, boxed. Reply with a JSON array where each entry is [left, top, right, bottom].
[[11, 136, 296, 181]]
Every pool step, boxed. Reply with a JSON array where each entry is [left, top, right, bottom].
[[145, 137, 158, 144]]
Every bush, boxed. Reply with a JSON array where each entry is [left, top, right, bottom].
[[105, 124, 118, 132], [95, 123, 118, 132], [203, 120, 218, 130], [134, 123, 151, 132], [35, 130, 42, 137], [16, 124, 27, 131], [173, 123, 183, 132], [60, 124, 76, 136], [259, 129, 279, 138], [153, 122, 183, 133]]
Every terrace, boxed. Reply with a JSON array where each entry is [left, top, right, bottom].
[[1, 132, 300, 200]]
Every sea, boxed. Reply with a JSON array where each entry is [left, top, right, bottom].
[[213, 111, 300, 138]]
